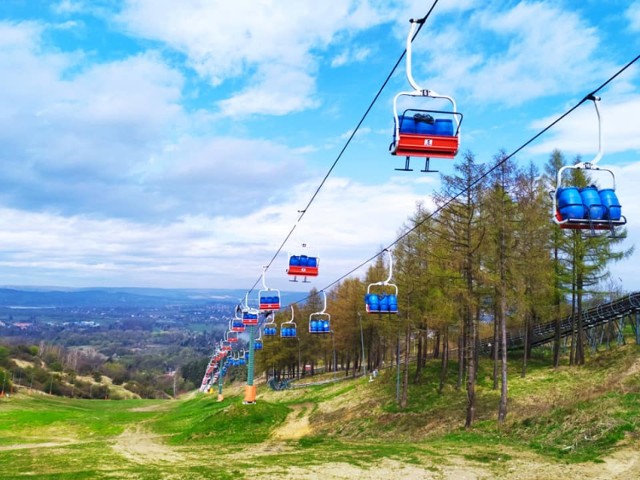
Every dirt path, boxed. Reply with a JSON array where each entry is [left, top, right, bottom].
[[270, 402, 314, 440], [0, 440, 77, 451], [128, 403, 171, 413], [245, 445, 640, 480], [112, 424, 185, 464]]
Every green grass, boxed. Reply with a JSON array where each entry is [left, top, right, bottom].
[[0, 343, 639, 478], [508, 392, 640, 461], [152, 393, 290, 445], [0, 395, 164, 439]]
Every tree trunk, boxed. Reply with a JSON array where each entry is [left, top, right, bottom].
[[553, 312, 561, 368], [439, 325, 449, 394], [465, 303, 476, 428], [521, 311, 529, 378], [400, 323, 411, 408], [576, 273, 585, 365], [457, 318, 465, 390], [498, 269, 509, 424], [498, 185, 509, 424], [552, 241, 562, 368], [414, 331, 423, 384], [569, 238, 577, 366], [493, 298, 499, 390]]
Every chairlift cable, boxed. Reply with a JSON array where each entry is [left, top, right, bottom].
[[209, 33, 638, 383], [241, 1, 442, 297], [283, 53, 640, 308]]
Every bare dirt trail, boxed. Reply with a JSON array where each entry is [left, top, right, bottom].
[[111, 424, 185, 465], [270, 402, 314, 440], [256, 394, 640, 479], [244, 444, 640, 480], [128, 402, 172, 413], [0, 439, 77, 451]]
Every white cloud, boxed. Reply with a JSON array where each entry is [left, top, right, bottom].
[[53, 20, 81, 30], [116, 0, 394, 116], [529, 95, 640, 156], [51, 0, 114, 17], [141, 135, 310, 217], [2, 2, 638, 293], [331, 46, 371, 67], [0, 23, 189, 217], [217, 64, 320, 117], [0, 175, 431, 288], [51, 1, 84, 15], [0, 21, 314, 221], [607, 159, 640, 292], [409, 1, 604, 106], [627, 1, 640, 31], [340, 127, 372, 140]]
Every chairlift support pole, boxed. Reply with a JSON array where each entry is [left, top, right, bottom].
[[244, 324, 257, 404], [217, 357, 226, 402]]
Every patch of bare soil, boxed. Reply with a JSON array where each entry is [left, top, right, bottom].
[[270, 402, 314, 440], [112, 425, 184, 464], [492, 444, 640, 480], [252, 459, 449, 479], [244, 444, 640, 480], [128, 403, 171, 413], [621, 357, 640, 381], [0, 439, 77, 451]]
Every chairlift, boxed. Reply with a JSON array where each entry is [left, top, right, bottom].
[[263, 313, 278, 336], [365, 249, 398, 314], [229, 350, 241, 366], [254, 329, 264, 350], [551, 95, 626, 236], [237, 350, 246, 366], [259, 267, 281, 311], [230, 319, 245, 332], [309, 290, 331, 334], [230, 308, 246, 332], [225, 330, 239, 343], [241, 294, 259, 326], [287, 243, 319, 282], [390, 18, 462, 173], [281, 305, 297, 338]]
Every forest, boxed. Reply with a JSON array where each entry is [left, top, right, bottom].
[[252, 149, 632, 427]]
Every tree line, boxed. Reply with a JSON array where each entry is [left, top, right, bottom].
[[254, 149, 631, 427]]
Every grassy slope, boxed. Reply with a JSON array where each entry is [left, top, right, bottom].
[[0, 344, 639, 479]]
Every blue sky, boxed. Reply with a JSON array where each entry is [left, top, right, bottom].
[[0, 0, 639, 293]]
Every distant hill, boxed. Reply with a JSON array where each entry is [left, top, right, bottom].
[[0, 287, 309, 308]]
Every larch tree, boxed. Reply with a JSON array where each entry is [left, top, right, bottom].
[[543, 150, 573, 368], [434, 151, 486, 428], [512, 162, 555, 378], [482, 152, 519, 424]]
